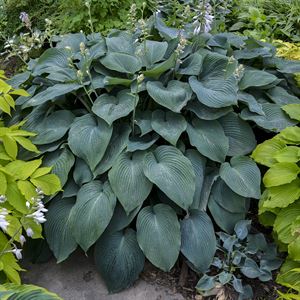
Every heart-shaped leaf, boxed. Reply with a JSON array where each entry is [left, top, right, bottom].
[[181, 210, 216, 272], [136, 204, 181, 271], [147, 80, 192, 112], [151, 110, 187, 145], [187, 118, 229, 162], [239, 69, 278, 90], [92, 89, 137, 125], [220, 156, 261, 199], [108, 151, 153, 213], [68, 114, 113, 171], [69, 180, 116, 251], [45, 197, 77, 263], [143, 146, 195, 210], [94, 229, 145, 293]]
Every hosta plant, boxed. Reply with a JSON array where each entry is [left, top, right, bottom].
[[196, 220, 282, 300], [252, 122, 300, 296], [8, 16, 300, 292], [0, 71, 61, 284]]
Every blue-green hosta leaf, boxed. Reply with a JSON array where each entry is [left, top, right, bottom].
[[73, 158, 93, 186], [136, 204, 180, 271], [241, 103, 297, 132], [187, 100, 233, 120], [208, 178, 249, 233], [181, 210, 216, 272], [189, 76, 238, 108], [154, 16, 180, 40], [266, 86, 300, 105], [68, 114, 113, 171], [103, 76, 132, 87], [220, 156, 261, 199], [43, 148, 75, 187], [69, 180, 116, 251], [239, 69, 278, 90], [45, 197, 77, 263], [241, 258, 262, 278], [127, 133, 159, 152], [135, 110, 152, 136], [100, 52, 142, 74], [109, 151, 152, 213], [92, 89, 137, 126], [219, 112, 257, 156], [146, 80, 192, 112], [22, 83, 82, 108], [55, 32, 86, 52], [105, 32, 134, 54], [177, 52, 203, 76], [62, 177, 79, 198], [238, 92, 265, 115], [23, 105, 75, 145], [93, 124, 131, 176], [185, 149, 207, 210], [151, 110, 187, 146], [94, 229, 145, 293], [187, 118, 229, 163], [196, 275, 216, 292], [143, 146, 195, 210], [136, 40, 168, 68], [263, 162, 300, 187]]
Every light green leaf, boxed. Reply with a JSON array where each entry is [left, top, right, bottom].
[[219, 112, 256, 156], [274, 146, 300, 163], [30, 174, 61, 195], [17, 180, 37, 200], [101, 52, 142, 74], [282, 104, 300, 121], [146, 80, 192, 112], [278, 126, 300, 144], [94, 229, 145, 293], [0, 172, 7, 195], [239, 69, 278, 90], [187, 118, 229, 163], [92, 90, 137, 125], [136, 204, 180, 271], [68, 114, 113, 171], [143, 146, 195, 210], [5, 159, 42, 180], [263, 162, 300, 187], [2, 135, 17, 159], [45, 197, 77, 263], [70, 181, 116, 251], [151, 110, 187, 146], [181, 210, 216, 272], [13, 136, 39, 153], [251, 138, 286, 167], [6, 181, 27, 213], [220, 156, 261, 199], [109, 151, 152, 214]]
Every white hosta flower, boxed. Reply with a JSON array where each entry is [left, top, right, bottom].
[[20, 235, 26, 246], [12, 248, 22, 260], [0, 208, 9, 231], [26, 227, 34, 237], [0, 195, 7, 203]]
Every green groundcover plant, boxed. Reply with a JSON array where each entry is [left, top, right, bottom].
[[0, 70, 61, 284], [7, 16, 300, 293]]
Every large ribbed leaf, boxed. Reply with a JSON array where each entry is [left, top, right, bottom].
[[187, 100, 233, 120], [127, 133, 159, 152], [94, 229, 145, 293], [136, 204, 180, 271], [106, 34, 134, 54], [43, 148, 75, 187], [185, 149, 207, 209], [73, 158, 93, 186], [100, 52, 142, 74], [146, 80, 192, 112], [92, 90, 137, 125], [68, 114, 112, 171], [93, 124, 131, 176], [108, 151, 152, 213], [135, 110, 152, 136], [45, 197, 77, 263], [219, 112, 256, 156], [178, 52, 203, 76], [151, 110, 187, 145], [267, 86, 300, 105], [220, 156, 261, 199], [187, 118, 229, 162], [238, 92, 264, 115], [143, 146, 195, 210], [23, 106, 75, 145], [69, 181, 116, 251], [208, 178, 249, 233], [241, 103, 297, 132], [181, 210, 216, 272], [239, 70, 278, 90], [23, 83, 82, 108]]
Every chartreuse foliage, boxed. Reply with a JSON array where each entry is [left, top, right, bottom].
[[0, 72, 61, 285], [9, 16, 300, 293], [252, 122, 300, 297], [197, 220, 282, 299]]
